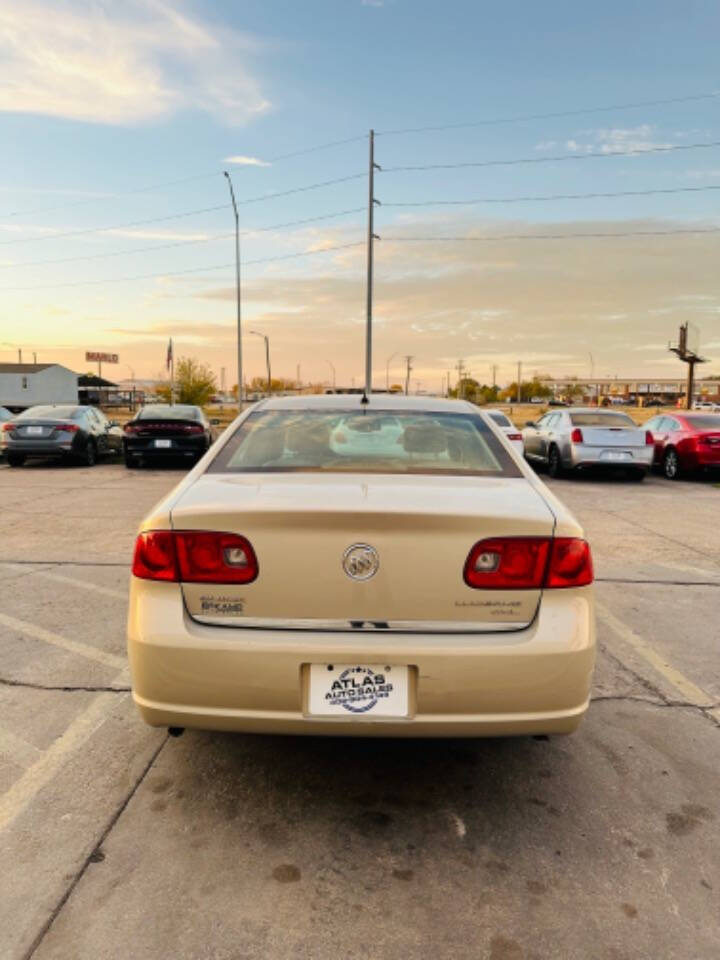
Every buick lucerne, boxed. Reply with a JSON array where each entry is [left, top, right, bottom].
[[127, 395, 595, 737]]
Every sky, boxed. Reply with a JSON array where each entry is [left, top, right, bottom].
[[1, 0, 720, 391]]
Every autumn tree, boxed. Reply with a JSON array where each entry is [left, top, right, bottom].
[[157, 357, 217, 406]]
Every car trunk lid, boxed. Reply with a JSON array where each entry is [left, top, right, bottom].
[[170, 473, 556, 631]]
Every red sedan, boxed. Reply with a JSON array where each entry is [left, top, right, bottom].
[[644, 412, 720, 479]]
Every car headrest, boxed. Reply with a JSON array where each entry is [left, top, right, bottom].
[[401, 422, 447, 455]]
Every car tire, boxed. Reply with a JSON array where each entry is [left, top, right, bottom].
[[6, 452, 25, 467], [663, 448, 681, 480], [547, 445, 565, 478], [82, 441, 97, 467]]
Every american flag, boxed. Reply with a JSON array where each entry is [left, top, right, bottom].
[[166, 337, 173, 371]]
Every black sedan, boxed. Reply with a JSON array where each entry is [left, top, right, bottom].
[[122, 404, 218, 468], [1, 405, 123, 467]]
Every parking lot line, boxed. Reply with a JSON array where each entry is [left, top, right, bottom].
[[0, 612, 125, 672], [0, 564, 127, 601], [0, 726, 43, 771], [596, 600, 716, 707], [0, 686, 129, 834]]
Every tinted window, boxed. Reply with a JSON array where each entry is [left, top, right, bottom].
[[209, 410, 521, 477], [488, 412, 512, 428], [570, 412, 636, 427], [683, 415, 720, 430], [16, 406, 81, 420], [138, 405, 200, 420]]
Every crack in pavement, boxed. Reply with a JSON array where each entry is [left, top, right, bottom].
[[21, 734, 169, 960], [0, 676, 130, 693]]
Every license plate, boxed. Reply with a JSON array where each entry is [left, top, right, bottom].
[[307, 663, 410, 718], [26, 426, 43, 435], [154, 439, 172, 448], [601, 450, 631, 462]]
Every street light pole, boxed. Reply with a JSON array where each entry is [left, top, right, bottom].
[[325, 359, 336, 390], [223, 171, 243, 410], [251, 331, 271, 396], [385, 351, 397, 391]]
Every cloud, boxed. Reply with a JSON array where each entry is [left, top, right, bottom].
[[224, 155, 270, 167], [0, 0, 271, 125], [564, 125, 672, 155], [361, 0, 385, 6]]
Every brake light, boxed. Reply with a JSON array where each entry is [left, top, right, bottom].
[[1, 422, 14, 432], [132, 530, 258, 584], [645, 430, 654, 445], [184, 424, 204, 434], [464, 538, 550, 589], [124, 423, 139, 434], [570, 428, 583, 443], [55, 423, 79, 433], [464, 537, 593, 590]]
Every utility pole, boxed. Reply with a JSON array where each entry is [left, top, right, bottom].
[[669, 322, 707, 409], [491, 364, 498, 391], [455, 359, 464, 399], [223, 171, 243, 410], [296, 363, 301, 388], [365, 130, 381, 396], [250, 331, 271, 396], [385, 352, 397, 391], [403, 355, 414, 395], [446, 369, 451, 397], [325, 359, 336, 390], [18, 348, 22, 363], [516, 361, 523, 403]]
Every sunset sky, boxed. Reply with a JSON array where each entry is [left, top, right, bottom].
[[2, 0, 720, 390]]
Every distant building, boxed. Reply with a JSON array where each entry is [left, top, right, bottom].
[[0, 363, 77, 410]]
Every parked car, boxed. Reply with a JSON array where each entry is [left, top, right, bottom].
[[128, 395, 595, 738], [693, 401, 720, 412], [123, 403, 219, 468], [486, 410, 524, 456], [522, 407, 653, 480], [0, 404, 122, 467], [644, 412, 720, 479]]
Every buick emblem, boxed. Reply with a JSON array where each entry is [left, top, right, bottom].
[[342, 544, 379, 581]]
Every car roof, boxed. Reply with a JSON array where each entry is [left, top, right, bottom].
[[257, 394, 477, 413]]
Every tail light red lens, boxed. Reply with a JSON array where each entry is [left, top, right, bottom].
[[1, 422, 14, 432], [184, 424, 204, 435], [464, 536, 593, 590], [645, 430, 654, 445], [56, 423, 79, 433], [570, 428, 584, 443], [124, 423, 139, 434], [464, 537, 551, 589], [132, 530, 258, 584]]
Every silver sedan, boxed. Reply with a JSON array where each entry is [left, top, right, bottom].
[[522, 408, 654, 480]]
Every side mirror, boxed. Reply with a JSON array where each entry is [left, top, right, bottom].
[[525, 421, 536, 428], [210, 418, 221, 426]]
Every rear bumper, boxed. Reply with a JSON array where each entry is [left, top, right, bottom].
[[124, 438, 205, 457], [2, 438, 76, 456], [566, 444, 652, 470], [127, 581, 596, 737]]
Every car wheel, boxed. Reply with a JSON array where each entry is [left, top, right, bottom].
[[83, 441, 97, 467], [547, 445, 565, 478], [663, 448, 680, 480], [6, 452, 25, 467]]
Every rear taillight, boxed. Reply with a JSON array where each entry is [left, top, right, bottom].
[[570, 428, 583, 443], [464, 537, 550, 589], [1, 422, 14, 432], [184, 424, 204, 435], [55, 423, 79, 433], [132, 530, 258, 584], [645, 430, 654, 445], [507, 433, 522, 441], [464, 536, 593, 590], [124, 423, 138, 434]]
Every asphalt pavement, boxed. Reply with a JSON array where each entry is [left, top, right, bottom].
[[0, 459, 718, 960]]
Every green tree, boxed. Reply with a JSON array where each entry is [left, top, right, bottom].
[[157, 357, 217, 406]]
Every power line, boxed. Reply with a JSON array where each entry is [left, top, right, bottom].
[[0, 174, 366, 246], [380, 140, 720, 174], [264, 134, 367, 162], [1, 241, 364, 291], [382, 184, 720, 208], [376, 91, 720, 137], [0, 207, 366, 269], [383, 226, 720, 243]]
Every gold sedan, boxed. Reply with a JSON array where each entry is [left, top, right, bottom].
[[127, 396, 595, 737]]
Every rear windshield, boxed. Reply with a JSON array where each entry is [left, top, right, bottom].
[[209, 410, 521, 477], [16, 406, 82, 420], [487, 412, 512, 428], [138, 405, 200, 420], [683, 415, 720, 430], [570, 412, 636, 428]]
